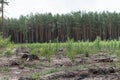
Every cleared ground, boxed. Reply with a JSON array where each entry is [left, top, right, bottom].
[[0, 47, 119, 80]]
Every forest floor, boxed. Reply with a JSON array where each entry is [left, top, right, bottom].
[[0, 47, 120, 80]]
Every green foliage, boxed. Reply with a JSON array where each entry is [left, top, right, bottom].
[[42, 44, 53, 62], [114, 49, 120, 60], [32, 72, 40, 80], [53, 42, 60, 53], [2, 48, 12, 56], [65, 38, 76, 61], [16, 37, 120, 63], [4, 11, 120, 43], [0, 34, 14, 56], [66, 37, 74, 51], [26, 43, 53, 62], [94, 36, 101, 51], [0, 67, 10, 72], [0, 35, 12, 48], [30, 48, 39, 55]]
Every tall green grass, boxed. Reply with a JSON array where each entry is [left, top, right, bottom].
[[16, 37, 120, 61], [1, 35, 120, 61], [0, 34, 14, 56]]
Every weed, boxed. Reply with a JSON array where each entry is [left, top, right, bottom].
[[14, 37, 120, 63], [32, 72, 40, 80], [30, 48, 40, 58], [94, 36, 101, 51], [0, 34, 12, 48], [66, 48, 76, 61], [0, 77, 9, 80], [3, 48, 12, 56], [0, 67, 10, 72]]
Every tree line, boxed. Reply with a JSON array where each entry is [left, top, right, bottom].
[[1, 11, 120, 43]]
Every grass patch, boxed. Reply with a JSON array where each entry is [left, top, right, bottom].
[[13, 37, 120, 63], [0, 67, 10, 72], [32, 72, 40, 80], [0, 34, 14, 56]]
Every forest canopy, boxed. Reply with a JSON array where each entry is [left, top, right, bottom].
[[1, 11, 120, 43]]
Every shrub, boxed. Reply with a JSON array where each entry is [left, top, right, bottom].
[[0, 34, 12, 48], [94, 36, 101, 51]]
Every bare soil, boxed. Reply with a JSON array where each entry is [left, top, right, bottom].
[[0, 47, 119, 80]]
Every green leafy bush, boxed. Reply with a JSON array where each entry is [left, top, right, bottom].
[[0, 35, 12, 48]]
